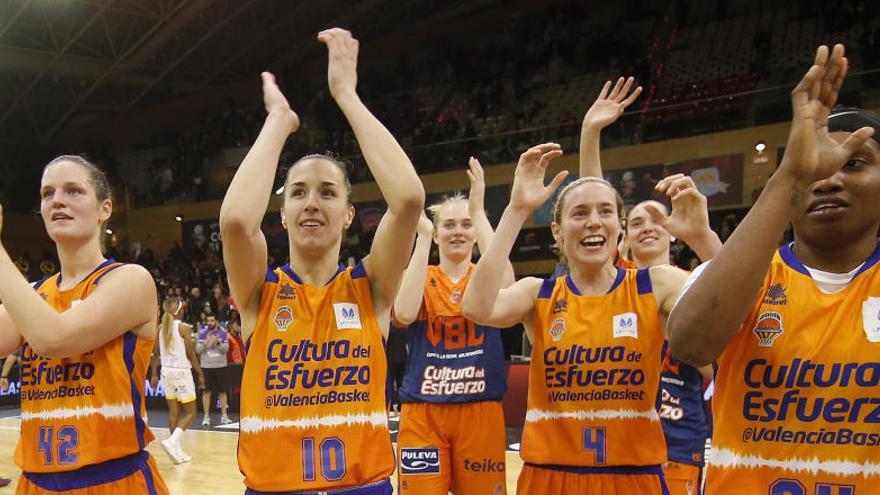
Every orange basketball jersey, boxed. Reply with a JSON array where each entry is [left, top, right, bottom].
[[238, 263, 394, 492], [16, 260, 155, 473], [523, 268, 667, 467], [705, 244, 880, 493]]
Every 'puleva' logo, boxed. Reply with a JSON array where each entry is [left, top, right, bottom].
[[400, 448, 440, 474]]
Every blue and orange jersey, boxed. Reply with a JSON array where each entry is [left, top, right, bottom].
[[238, 263, 394, 493], [705, 244, 880, 493], [16, 260, 155, 473], [397, 264, 506, 404], [614, 250, 638, 270], [659, 340, 711, 466], [523, 268, 667, 467]]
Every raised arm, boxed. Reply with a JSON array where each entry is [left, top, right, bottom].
[[462, 143, 567, 329], [393, 214, 433, 326], [219, 72, 300, 340], [466, 157, 515, 287], [645, 174, 722, 262], [668, 44, 874, 367], [318, 28, 425, 314], [579, 77, 642, 178]]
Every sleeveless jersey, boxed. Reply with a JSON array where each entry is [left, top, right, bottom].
[[659, 340, 710, 466], [159, 319, 191, 369], [398, 264, 507, 404], [16, 260, 155, 473], [238, 263, 394, 492], [705, 244, 880, 493], [523, 268, 666, 467]]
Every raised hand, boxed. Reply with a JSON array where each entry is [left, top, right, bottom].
[[646, 174, 711, 243], [467, 157, 486, 215], [260, 72, 299, 133], [417, 212, 434, 238], [779, 44, 875, 186], [317, 28, 359, 100], [509, 143, 567, 212], [583, 76, 642, 130]]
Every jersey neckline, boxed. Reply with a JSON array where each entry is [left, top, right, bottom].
[[280, 262, 346, 287], [55, 257, 116, 288], [778, 242, 880, 280], [564, 267, 626, 296]]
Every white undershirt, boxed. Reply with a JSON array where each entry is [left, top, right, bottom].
[[803, 263, 864, 294]]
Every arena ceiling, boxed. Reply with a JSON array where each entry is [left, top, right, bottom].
[[0, 0, 504, 145]]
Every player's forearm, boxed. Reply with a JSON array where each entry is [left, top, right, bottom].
[[578, 123, 603, 178], [334, 92, 425, 213], [462, 206, 528, 321], [393, 236, 431, 325], [220, 111, 295, 234], [669, 172, 801, 366]]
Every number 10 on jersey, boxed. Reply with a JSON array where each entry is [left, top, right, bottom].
[[302, 437, 346, 482]]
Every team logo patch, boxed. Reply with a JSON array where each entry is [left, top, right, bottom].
[[549, 318, 566, 342], [450, 289, 462, 304], [278, 283, 296, 301], [400, 448, 440, 474], [861, 297, 880, 343], [612, 312, 638, 339], [753, 311, 783, 347], [762, 283, 787, 305], [552, 299, 568, 314], [273, 306, 293, 331], [333, 303, 362, 329]]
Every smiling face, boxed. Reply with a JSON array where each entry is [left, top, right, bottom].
[[551, 180, 622, 269], [282, 157, 355, 256], [626, 200, 671, 262], [432, 199, 475, 263], [791, 133, 880, 251], [39, 159, 111, 246]]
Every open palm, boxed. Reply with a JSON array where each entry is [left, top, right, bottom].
[[782, 44, 874, 184], [584, 76, 642, 129], [510, 143, 567, 212]]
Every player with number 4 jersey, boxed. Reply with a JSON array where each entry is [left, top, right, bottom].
[[462, 139, 719, 494]]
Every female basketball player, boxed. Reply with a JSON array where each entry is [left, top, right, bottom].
[[461, 142, 717, 494], [578, 80, 719, 495], [0, 155, 168, 494], [393, 158, 514, 495], [220, 28, 424, 494], [669, 45, 880, 493], [150, 296, 204, 464]]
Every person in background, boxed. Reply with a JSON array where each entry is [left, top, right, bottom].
[[196, 314, 231, 426], [226, 311, 245, 397]]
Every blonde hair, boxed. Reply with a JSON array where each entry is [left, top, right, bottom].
[[427, 192, 467, 225], [160, 297, 183, 352]]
